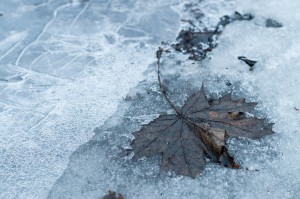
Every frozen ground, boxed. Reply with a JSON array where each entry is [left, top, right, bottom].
[[1, 0, 300, 199], [0, 0, 180, 198]]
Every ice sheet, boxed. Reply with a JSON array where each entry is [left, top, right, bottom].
[[1, 0, 300, 198], [0, 0, 180, 198], [48, 0, 300, 198]]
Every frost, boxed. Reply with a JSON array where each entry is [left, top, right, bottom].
[[49, 0, 300, 198], [0, 0, 179, 198], [1, 0, 300, 199]]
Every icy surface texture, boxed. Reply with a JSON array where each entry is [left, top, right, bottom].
[[0, 0, 180, 198], [48, 0, 300, 199], [2, 0, 300, 198]]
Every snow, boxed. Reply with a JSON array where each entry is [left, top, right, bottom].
[[1, 0, 300, 198]]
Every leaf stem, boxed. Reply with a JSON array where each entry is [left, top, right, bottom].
[[156, 47, 181, 115]]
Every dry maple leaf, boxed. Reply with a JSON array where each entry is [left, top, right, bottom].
[[129, 48, 274, 178]]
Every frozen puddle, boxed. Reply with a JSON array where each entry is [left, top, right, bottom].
[[0, 0, 180, 198], [1, 0, 300, 198]]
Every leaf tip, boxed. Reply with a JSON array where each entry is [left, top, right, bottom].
[[266, 123, 275, 134], [232, 162, 240, 169]]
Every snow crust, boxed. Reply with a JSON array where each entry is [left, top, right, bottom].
[[1, 0, 300, 198]]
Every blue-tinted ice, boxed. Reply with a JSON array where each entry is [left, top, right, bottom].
[[1, 0, 300, 198]]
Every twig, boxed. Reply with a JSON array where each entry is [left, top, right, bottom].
[[156, 47, 181, 115]]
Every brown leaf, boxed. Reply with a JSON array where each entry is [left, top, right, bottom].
[[130, 86, 274, 178], [102, 190, 124, 199], [174, 12, 253, 61]]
